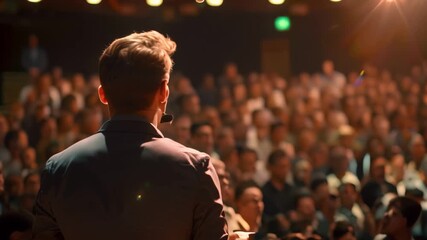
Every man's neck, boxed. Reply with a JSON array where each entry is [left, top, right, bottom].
[[110, 108, 163, 127]]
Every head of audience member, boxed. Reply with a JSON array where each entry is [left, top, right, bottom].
[[98, 31, 176, 123], [200, 106, 222, 132], [234, 181, 264, 232], [173, 75, 195, 95], [369, 155, 387, 183], [223, 62, 241, 84], [172, 114, 192, 145], [322, 60, 335, 76], [267, 149, 291, 185], [178, 93, 201, 118], [71, 73, 86, 94], [289, 112, 310, 136], [35, 73, 52, 96], [5, 174, 24, 199], [331, 221, 356, 240], [386, 154, 405, 184], [296, 129, 317, 156], [215, 127, 236, 157], [409, 134, 426, 166], [310, 178, 330, 206], [270, 121, 287, 145], [329, 146, 349, 178], [308, 143, 329, 174], [33, 102, 51, 122], [57, 111, 76, 134], [380, 196, 421, 238], [76, 109, 102, 137], [60, 94, 79, 115], [364, 136, 386, 160], [250, 109, 272, 139], [200, 73, 216, 90], [21, 147, 37, 170], [293, 158, 313, 189], [39, 117, 58, 141], [8, 102, 25, 130], [311, 110, 326, 133], [190, 122, 215, 155], [289, 192, 322, 239], [23, 171, 40, 195], [232, 82, 247, 104], [4, 130, 29, 160], [0, 211, 33, 240], [338, 125, 355, 149], [248, 80, 263, 100], [339, 183, 358, 210], [211, 158, 234, 206], [237, 146, 258, 182]]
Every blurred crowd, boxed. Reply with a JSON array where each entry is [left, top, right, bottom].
[[1, 34, 427, 240]]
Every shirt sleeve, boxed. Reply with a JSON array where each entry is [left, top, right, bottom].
[[191, 156, 229, 240], [32, 160, 64, 240]]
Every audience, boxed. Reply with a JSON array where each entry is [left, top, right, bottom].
[[2, 55, 427, 240]]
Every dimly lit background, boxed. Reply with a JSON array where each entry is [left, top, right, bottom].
[[1, 0, 427, 83]]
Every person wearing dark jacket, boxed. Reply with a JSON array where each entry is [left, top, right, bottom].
[[32, 31, 228, 240]]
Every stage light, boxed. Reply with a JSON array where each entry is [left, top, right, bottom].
[[206, 0, 223, 7], [28, 0, 42, 3], [87, 0, 102, 4], [269, 0, 285, 5], [275, 16, 291, 31], [147, 0, 163, 7], [330, 0, 342, 2], [195, 0, 205, 3]]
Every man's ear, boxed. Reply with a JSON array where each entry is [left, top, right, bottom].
[[159, 80, 169, 104], [98, 85, 108, 105]]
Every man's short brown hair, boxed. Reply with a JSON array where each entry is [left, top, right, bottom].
[[99, 31, 176, 112]]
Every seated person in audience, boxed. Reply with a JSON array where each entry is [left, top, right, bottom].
[[262, 149, 295, 238], [234, 181, 267, 240], [292, 158, 313, 191], [288, 191, 329, 239], [327, 146, 360, 193], [375, 196, 422, 240], [236, 146, 258, 184], [336, 181, 375, 239], [212, 159, 238, 232], [310, 178, 340, 229], [361, 155, 397, 210], [190, 121, 219, 159]]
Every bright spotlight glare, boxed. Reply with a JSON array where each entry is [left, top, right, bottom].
[[147, 0, 163, 7], [269, 0, 285, 5], [206, 0, 223, 7], [28, 0, 42, 2], [330, 0, 342, 2], [87, 0, 102, 4], [195, 0, 205, 3]]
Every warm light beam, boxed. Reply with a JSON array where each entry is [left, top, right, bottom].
[[147, 0, 163, 7], [206, 0, 223, 7], [269, 0, 285, 5], [87, 0, 102, 4]]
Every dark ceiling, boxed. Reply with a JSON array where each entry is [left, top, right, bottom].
[[5, 0, 361, 18]]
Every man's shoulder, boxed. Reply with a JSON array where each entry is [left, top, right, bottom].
[[46, 133, 105, 166], [147, 137, 206, 156]]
